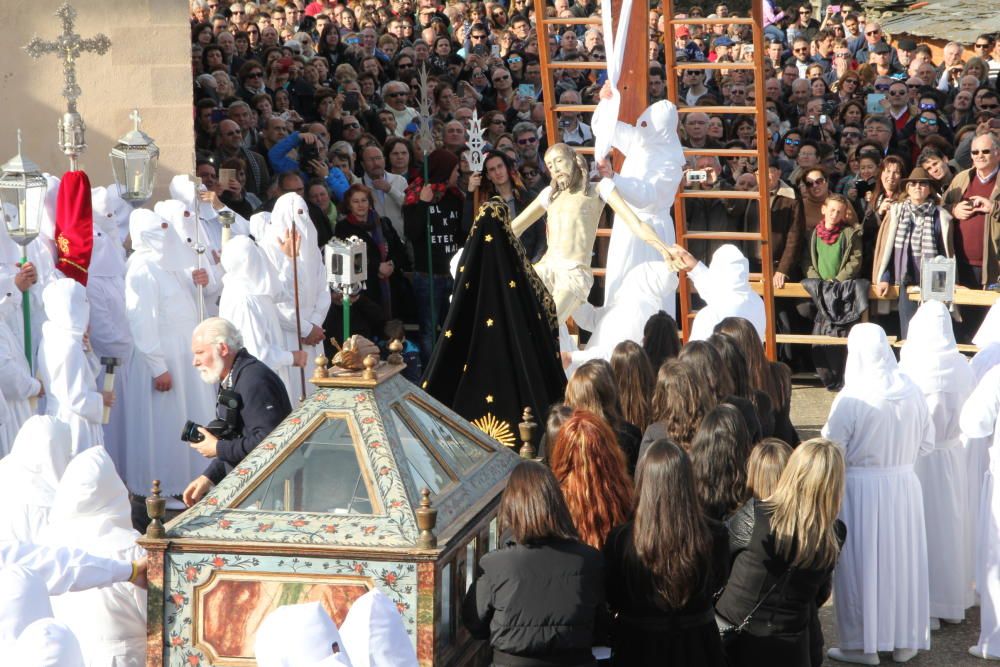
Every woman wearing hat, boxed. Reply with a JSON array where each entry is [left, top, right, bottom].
[[872, 167, 954, 337]]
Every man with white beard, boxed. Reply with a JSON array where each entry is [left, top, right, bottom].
[[182, 317, 292, 506], [123, 209, 215, 504]]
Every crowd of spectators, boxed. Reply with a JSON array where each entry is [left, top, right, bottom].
[[189, 0, 1000, 359]]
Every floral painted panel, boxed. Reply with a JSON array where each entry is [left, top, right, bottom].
[[168, 387, 420, 548], [163, 551, 418, 667]]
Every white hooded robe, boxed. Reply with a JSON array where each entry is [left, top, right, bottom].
[[219, 235, 297, 387], [899, 300, 976, 620], [37, 279, 104, 455], [965, 365, 1000, 659], [340, 589, 418, 667], [591, 100, 685, 304], [39, 447, 146, 667], [823, 323, 933, 654], [262, 193, 331, 403], [0, 277, 41, 452], [687, 244, 766, 342], [568, 261, 677, 373], [13, 618, 86, 667], [254, 602, 353, 667], [123, 209, 215, 496], [0, 417, 73, 543], [88, 186, 134, 475]]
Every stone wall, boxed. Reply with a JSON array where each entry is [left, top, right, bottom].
[[0, 0, 193, 202]]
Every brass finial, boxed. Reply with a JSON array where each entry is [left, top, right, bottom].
[[312, 354, 329, 380], [387, 338, 404, 366], [518, 407, 537, 460], [362, 353, 379, 380], [415, 488, 438, 548], [145, 479, 166, 539]]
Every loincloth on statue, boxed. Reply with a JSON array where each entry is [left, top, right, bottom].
[[533, 259, 594, 320]]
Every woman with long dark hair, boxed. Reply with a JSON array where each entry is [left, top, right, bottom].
[[707, 332, 772, 440], [564, 360, 642, 474], [690, 404, 753, 521], [463, 461, 605, 667], [550, 410, 634, 550], [467, 150, 546, 261], [714, 317, 798, 446], [859, 154, 906, 279], [610, 341, 655, 434], [640, 358, 716, 456], [642, 310, 681, 371], [716, 438, 846, 667], [603, 439, 729, 666]]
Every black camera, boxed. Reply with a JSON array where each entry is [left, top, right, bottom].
[[181, 388, 243, 443], [298, 140, 321, 176]]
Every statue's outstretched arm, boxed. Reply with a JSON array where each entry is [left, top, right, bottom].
[[509, 193, 548, 238]]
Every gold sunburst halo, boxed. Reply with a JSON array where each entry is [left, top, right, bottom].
[[472, 413, 517, 448]]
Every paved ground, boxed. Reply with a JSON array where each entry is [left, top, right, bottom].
[[791, 380, 983, 666]]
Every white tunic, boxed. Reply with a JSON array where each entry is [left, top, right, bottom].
[[0, 417, 73, 544], [263, 193, 331, 403], [123, 210, 215, 495], [37, 279, 104, 455], [568, 261, 677, 373], [13, 618, 85, 667], [591, 101, 685, 304], [687, 244, 766, 342], [39, 447, 146, 667], [823, 323, 933, 654], [88, 187, 134, 476], [219, 236, 296, 389], [899, 301, 976, 620], [0, 284, 40, 453], [0, 565, 55, 652], [964, 366, 1000, 658]]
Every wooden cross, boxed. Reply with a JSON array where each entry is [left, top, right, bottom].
[[23, 2, 111, 114]]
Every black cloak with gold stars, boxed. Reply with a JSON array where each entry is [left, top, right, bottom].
[[421, 198, 566, 451]]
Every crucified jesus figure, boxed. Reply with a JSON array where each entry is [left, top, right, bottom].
[[509, 143, 679, 321]]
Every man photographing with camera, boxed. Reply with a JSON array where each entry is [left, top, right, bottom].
[[182, 318, 293, 506]]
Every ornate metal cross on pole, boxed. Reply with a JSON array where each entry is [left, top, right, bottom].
[[23, 2, 112, 170]]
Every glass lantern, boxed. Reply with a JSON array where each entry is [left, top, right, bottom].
[[0, 130, 47, 251], [109, 109, 159, 203]]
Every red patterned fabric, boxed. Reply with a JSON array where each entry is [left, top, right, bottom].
[[55, 171, 94, 285]]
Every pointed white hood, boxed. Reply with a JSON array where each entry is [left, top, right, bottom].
[[0, 566, 54, 646], [900, 299, 976, 394], [89, 186, 128, 278], [169, 173, 217, 221], [340, 589, 417, 667], [0, 415, 73, 508], [844, 323, 910, 400], [221, 234, 282, 298], [12, 618, 85, 667], [254, 602, 353, 667], [128, 208, 196, 272], [40, 446, 138, 553], [41, 278, 89, 341]]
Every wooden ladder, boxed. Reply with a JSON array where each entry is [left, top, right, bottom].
[[663, 3, 777, 358]]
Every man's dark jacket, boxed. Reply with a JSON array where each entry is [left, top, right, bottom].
[[203, 348, 293, 483]]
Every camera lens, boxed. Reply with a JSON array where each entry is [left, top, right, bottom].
[[180, 420, 205, 443]]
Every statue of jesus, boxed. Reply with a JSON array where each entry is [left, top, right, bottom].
[[509, 143, 677, 321]]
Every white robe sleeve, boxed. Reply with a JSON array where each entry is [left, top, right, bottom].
[[125, 267, 169, 378], [0, 333, 40, 400], [822, 392, 856, 451], [305, 263, 332, 330], [961, 367, 1000, 440], [220, 294, 294, 371], [0, 542, 133, 594], [46, 347, 103, 425]]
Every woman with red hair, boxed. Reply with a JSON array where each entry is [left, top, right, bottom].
[[549, 410, 634, 550]]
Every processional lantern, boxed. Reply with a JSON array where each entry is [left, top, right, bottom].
[[109, 109, 159, 203], [0, 130, 47, 368]]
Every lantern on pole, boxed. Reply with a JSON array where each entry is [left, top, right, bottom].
[[109, 109, 159, 203], [0, 130, 48, 368]]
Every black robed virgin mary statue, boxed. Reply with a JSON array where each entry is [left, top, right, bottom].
[[422, 198, 566, 451]]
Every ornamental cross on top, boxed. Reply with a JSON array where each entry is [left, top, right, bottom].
[[23, 2, 112, 114]]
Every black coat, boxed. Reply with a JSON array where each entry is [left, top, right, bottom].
[[463, 538, 604, 667], [716, 502, 846, 667], [603, 521, 729, 667], [203, 348, 293, 484]]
